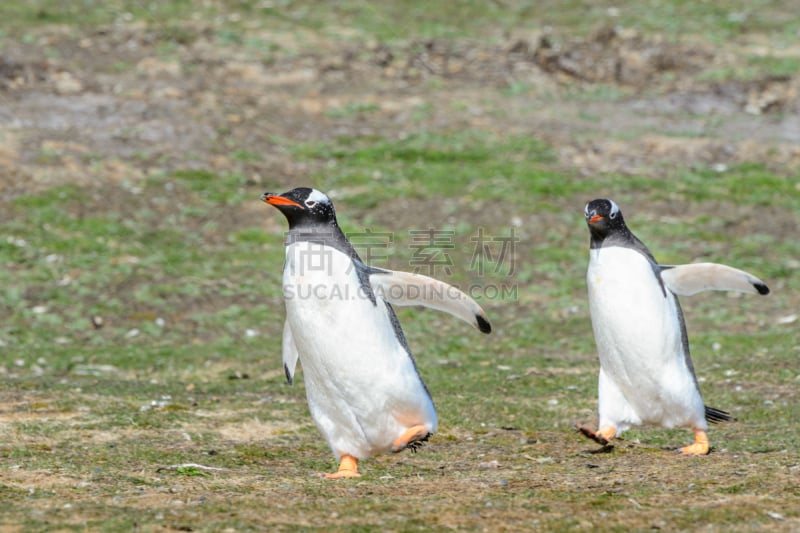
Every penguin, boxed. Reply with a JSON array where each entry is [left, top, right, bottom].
[[262, 187, 491, 478], [580, 198, 769, 455]]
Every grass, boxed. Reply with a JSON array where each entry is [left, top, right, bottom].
[[1, 0, 799, 531], [2, 138, 797, 530], [3, 0, 800, 44], [700, 55, 800, 82]]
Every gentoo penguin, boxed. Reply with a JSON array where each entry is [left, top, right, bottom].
[[262, 187, 491, 478], [581, 198, 769, 455]]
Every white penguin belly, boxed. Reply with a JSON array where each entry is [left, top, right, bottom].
[[587, 246, 704, 429], [283, 241, 437, 459]]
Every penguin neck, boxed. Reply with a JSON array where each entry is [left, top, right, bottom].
[[285, 220, 362, 261], [590, 225, 657, 264]]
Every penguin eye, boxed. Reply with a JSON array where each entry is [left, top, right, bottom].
[[609, 211, 617, 219], [305, 200, 317, 208]]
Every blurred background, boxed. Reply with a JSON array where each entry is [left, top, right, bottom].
[[0, 1, 797, 530]]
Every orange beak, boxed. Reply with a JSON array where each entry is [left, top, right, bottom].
[[262, 194, 303, 208], [588, 214, 603, 224]]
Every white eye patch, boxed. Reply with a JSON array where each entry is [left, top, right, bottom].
[[307, 189, 330, 206], [608, 199, 620, 219]]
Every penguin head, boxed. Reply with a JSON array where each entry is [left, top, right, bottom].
[[261, 187, 337, 229], [584, 198, 625, 239]]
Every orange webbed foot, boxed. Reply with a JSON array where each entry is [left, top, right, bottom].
[[679, 429, 710, 456], [577, 424, 616, 445], [320, 454, 361, 479], [391, 425, 431, 453]]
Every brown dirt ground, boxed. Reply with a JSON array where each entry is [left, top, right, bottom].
[[1, 24, 799, 203], [1, 21, 799, 532]]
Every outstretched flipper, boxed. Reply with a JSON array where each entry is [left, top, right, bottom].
[[660, 263, 769, 296], [369, 269, 492, 334], [282, 319, 299, 385]]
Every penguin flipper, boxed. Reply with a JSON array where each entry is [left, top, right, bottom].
[[660, 263, 770, 296], [282, 318, 299, 385], [368, 269, 491, 334]]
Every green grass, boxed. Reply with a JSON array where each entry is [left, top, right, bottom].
[[3, 0, 800, 45], [1, 0, 800, 530], [291, 131, 800, 215], [0, 0, 200, 28], [700, 55, 800, 81], [2, 136, 796, 528]]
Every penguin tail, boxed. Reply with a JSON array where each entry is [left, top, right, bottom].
[[705, 405, 736, 424]]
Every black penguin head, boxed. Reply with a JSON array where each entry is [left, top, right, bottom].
[[261, 187, 337, 229], [584, 198, 626, 240]]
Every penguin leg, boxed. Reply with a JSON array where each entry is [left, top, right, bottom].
[[578, 424, 616, 445], [391, 425, 430, 453], [679, 429, 710, 456], [323, 454, 361, 479], [588, 368, 633, 445]]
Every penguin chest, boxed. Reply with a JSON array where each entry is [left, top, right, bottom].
[[282, 242, 400, 370], [587, 247, 688, 400]]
